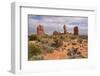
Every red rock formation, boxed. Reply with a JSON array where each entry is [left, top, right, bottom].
[[37, 24, 45, 36], [73, 26, 79, 35], [53, 25, 68, 35], [53, 31, 59, 35], [63, 24, 67, 34]]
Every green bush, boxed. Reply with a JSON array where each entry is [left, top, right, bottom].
[[43, 34, 49, 38], [41, 39, 48, 44], [60, 36, 65, 40], [28, 44, 42, 60], [28, 34, 38, 41], [70, 35, 77, 40], [46, 46, 54, 53], [37, 38, 41, 42], [53, 38, 63, 48], [79, 35, 88, 39], [41, 44, 54, 53]]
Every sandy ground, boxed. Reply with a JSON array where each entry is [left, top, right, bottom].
[[42, 41, 88, 60]]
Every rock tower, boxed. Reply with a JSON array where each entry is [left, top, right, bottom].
[[73, 26, 79, 35], [37, 24, 45, 36], [63, 25, 67, 34]]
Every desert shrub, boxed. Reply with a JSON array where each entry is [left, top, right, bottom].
[[41, 39, 48, 44], [70, 36, 77, 40], [66, 35, 68, 37], [28, 44, 42, 59], [72, 42, 77, 45], [46, 46, 54, 53], [42, 45, 54, 53], [42, 34, 47, 38], [48, 35, 53, 39], [53, 36, 58, 40], [53, 38, 63, 48], [79, 35, 88, 39], [28, 34, 38, 41], [37, 38, 41, 42], [77, 38, 83, 43], [60, 36, 65, 40], [64, 45, 67, 47], [67, 52, 71, 56], [84, 40, 88, 43]]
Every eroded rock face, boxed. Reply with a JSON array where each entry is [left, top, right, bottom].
[[37, 24, 45, 36], [73, 26, 79, 35]]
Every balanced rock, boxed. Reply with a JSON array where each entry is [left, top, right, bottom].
[[73, 26, 79, 35]]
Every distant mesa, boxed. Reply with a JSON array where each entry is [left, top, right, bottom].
[[36, 24, 79, 36]]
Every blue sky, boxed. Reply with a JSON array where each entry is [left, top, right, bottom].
[[28, 15, 88, 35]]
